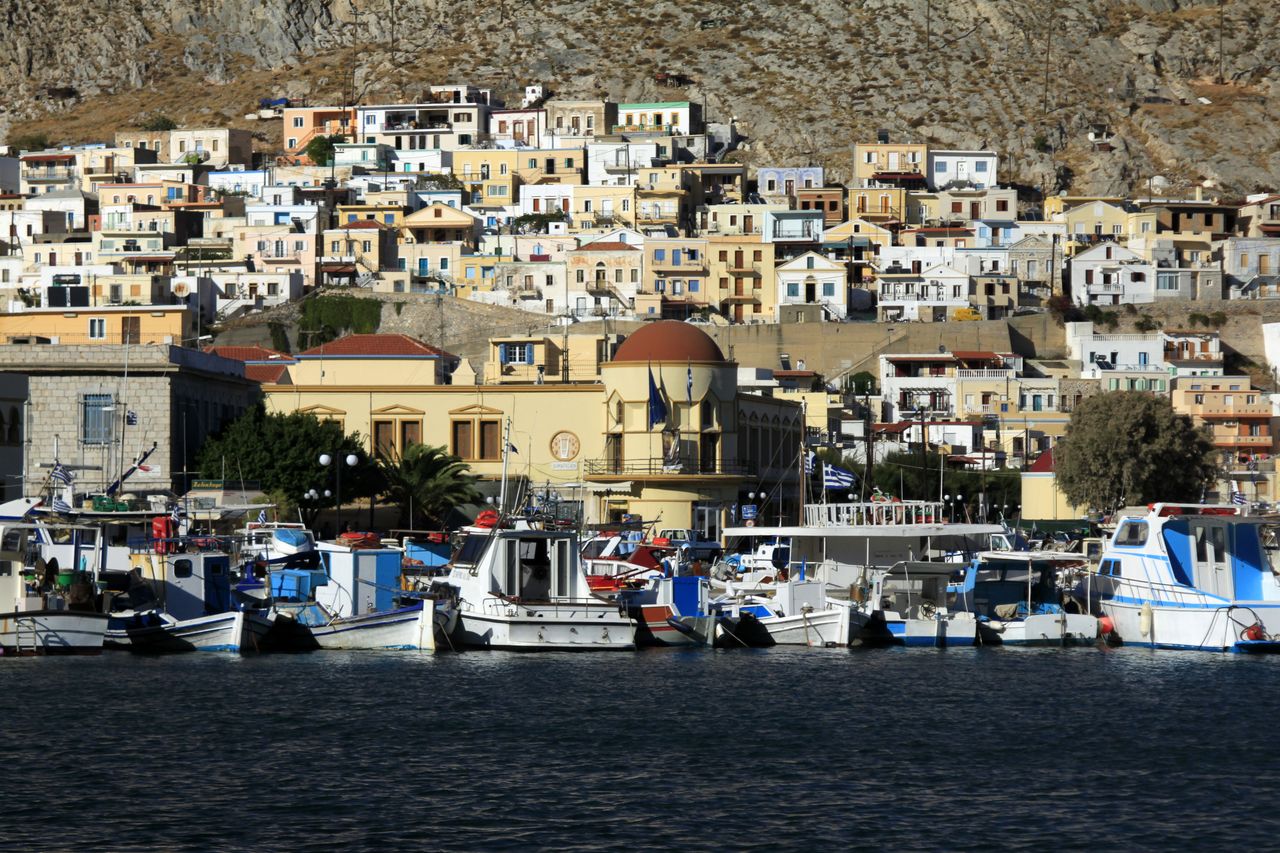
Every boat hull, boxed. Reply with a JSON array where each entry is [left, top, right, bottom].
[[454, 602, 635, 651], [759, 605, 862, 647], [713, 611, 775, 648], [107, 610, 274, 654], [1101, 599, 1280, 653], [633, 604, 712, 647], [977, 612, 1098, 647], [0, 610, 109, 656], [858, 613, 977, 648], [311, 602, 456, 651]]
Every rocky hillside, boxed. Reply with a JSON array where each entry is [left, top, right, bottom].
[[5, 0, 1280, 196]]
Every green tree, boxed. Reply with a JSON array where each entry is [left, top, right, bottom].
[[1055, 392, 1216, 512], [377, 443, 482, 528], [142, 115, 177, 131], [304, 134, 345, 167], [195, 406, 376, 526]]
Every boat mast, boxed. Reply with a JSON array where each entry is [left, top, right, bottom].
[[498, 416, 512, 515]]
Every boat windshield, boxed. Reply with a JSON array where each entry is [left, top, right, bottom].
[[454, 533, 490, 566], [581, 538, 613, 559]]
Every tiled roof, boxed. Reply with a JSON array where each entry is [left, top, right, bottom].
[[246, 364, 291, 384], [574, 241, 640, 252], [204, 345, 295, 363], [297, 333, 455, 359], [1026, 448, 1056, 473]]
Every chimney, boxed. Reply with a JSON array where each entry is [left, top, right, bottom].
[[1194, 184, 1204, 202]]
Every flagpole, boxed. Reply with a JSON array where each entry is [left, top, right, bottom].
[[797, 401, 806, 524]]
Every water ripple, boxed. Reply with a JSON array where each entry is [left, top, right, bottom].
[[2, 647, 1278, 850]]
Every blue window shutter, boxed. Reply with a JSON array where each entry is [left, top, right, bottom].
[[525, 343, 534, 363], [499, 346, 508, 364]]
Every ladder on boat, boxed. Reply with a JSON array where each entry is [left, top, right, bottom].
[[14, 616, 39, 655]]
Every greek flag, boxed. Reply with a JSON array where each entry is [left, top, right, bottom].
[[823, 463, 857, 490], [51, 495, 72, 513], [256, 508, 268, 524], [1231, 490, 1247, 506], [51, 462, 74, 486], [171, 503, 187, 523], [804, 451, 816, 474], [647, 365, 668, 428]]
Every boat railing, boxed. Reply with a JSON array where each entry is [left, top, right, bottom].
[[803, 501, 945, 527], [1105, 570, 1224, 607], [127, 535, 236, 554], [477, 595, 621, 616]]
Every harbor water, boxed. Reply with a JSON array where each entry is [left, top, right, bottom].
[[4, 647, 1278, 851]]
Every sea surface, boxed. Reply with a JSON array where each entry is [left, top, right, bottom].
[[2, 646, 1277, 852]]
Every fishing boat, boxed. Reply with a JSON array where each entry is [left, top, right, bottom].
[[716, 576, 863, 647], [1090, 503, 1280, 653], [950, 552, 1097, 646], [0, 520, 109, 656], [446, 523, 636, 651], [271, 539, 458, 651], [616, 571, 715, 647], [724, 500, 1002, 647], [859, 562, 976, 647], [105, 526, 274, 653]]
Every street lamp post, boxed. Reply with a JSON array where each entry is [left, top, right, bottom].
[[320, 452, 358, 533]]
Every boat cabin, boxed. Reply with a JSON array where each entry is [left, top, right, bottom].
[[1102, 505, 1280, 602], [127, 550, 233, 622], [452, 529, 582, 603], [315, 542, 401, 618]]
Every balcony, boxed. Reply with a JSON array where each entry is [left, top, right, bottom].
[[22, 167, 75, 182], [637, 211, 680, 225], [1214, 435, 1273, 447], [612, 123, 676, 134], [726, 262, 763, 276], [652, 259, 708, 273], [955, 368, 1015, 379], [584, 457, 754, 478], [1086, 282, 1125, 293], [770, 225, 822, 242]]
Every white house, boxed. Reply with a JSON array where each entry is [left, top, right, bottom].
[[775, 251, 847, 319], [927, 150, 999, 191], [876, 263, 969, 322], [585, 141, 661, 187], [1069, 241, 1156, 305], [518, 184, 576, 218], [207, 169, 269, 199]]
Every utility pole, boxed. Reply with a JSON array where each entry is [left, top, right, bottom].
[[1216, 0, 1226, 85]]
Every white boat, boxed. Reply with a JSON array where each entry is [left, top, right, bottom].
[[716, 576, 866, 647], [106, 547, 274, 653], [1091, 503, 1280, 653], [618, 573, 715, 647], [0, 519, 109, 656], [862, 562, 977, 647], [447, 524, 636, 650], [723, 500, 1002, 648], [950, 552, 1097, 646], [277, 541, 458, 651], [107, 608, 272, 653]]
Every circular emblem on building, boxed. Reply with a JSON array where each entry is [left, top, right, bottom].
[[550, 431, 580, 461]]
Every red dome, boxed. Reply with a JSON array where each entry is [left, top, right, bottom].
[[612, 321, 725, 363]]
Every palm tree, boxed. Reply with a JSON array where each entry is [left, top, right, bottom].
[[378, 443, 482, 529]]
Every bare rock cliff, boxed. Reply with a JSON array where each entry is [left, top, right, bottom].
[[4, 0, 1280, 195]]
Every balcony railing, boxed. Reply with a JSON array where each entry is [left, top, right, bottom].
[[803, 501, 946, 527], [955, 368, 1015, 379], [23, 167, 76, 181], [584, 457, 754, 477]]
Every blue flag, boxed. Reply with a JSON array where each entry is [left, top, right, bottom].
[[648, 365, 668, 428], [823, 463, 857, 490]]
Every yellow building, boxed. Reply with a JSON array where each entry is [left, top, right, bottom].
[[642, 236, 711, 317], [260, 323, 802, 532], [451, 149, 521, 208], [853, 140, 929, 185], [1021, 449, 1089, 521], [848, 185, 908, 223], [570, 185, 636, 232], [321, 221, 397, 285], [0, 304, 191, 346], [707, 236, 775, 323]]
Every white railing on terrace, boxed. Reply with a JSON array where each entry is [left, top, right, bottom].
[[804, 501, 946, 527], [955, 368, 1014, 379], [1087, 333, 1155, 341]]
